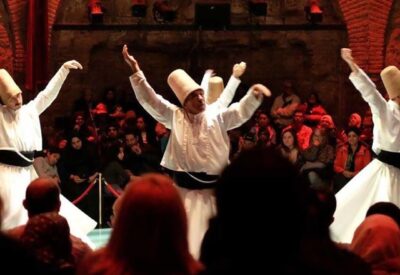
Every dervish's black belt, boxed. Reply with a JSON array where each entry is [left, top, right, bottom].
[[376, 149, 400, 169], [173, 171, 218, 190], [0, 149, 34, 167]]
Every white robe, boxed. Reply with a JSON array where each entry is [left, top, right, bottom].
[[0, 66, 96, 239], [330, 69, 400, 243], [129, 70, 262, 259]]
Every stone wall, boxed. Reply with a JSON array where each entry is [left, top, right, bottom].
[[50, 28, 349, 121], [1, 0, 400, 129], [48, 0, 357, 127]]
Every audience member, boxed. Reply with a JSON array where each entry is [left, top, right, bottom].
[[6, 177, 92, 265], [21, 212, 75, 275], [350, 215, 400, 275], [77, 174, 203, 275]]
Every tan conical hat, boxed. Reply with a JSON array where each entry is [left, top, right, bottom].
[[380, 65, 400, 99], [0, 69, 22, 104], [167, 69, 202, 105], [207, 76, 224, 104]]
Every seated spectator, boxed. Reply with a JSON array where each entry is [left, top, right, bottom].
[[360, 109, 373, 147], [119, 109, 137, 133], [68, 111, 96, 143], [154, 122, 170, 155], [123, 131, 161, 176], [277, 127, 302, 168], [337, 113, 362, 146], [99, 87, 118, 116], [77, 174, 203, 275], [252, 111, 276, 147], [92, 102, 110, 136], [333, 127, 371, 193], [290, 108, 313, 151], [303, 92, 327, 128], [101, 141, 131, 225], [318, 114, 339, 147], [135, 116, 157, 148], [109, 103, 125, 121], [72, 87, 96, 118], [33, 147, 62, 184], [270, 79, 301, 129], [300, 127, 335, 191], [63, 134, 99, 219]]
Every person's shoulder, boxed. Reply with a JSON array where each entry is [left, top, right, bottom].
[[336, 143, 348, 151], [5, 224, 25, 239], [301, 124, 312, 132], [333, 247, 372, 275], [33, 156, 46, 162], [0, 232, 41, 274], [70, 234, 93, 259], [359, 143, 371, 153], [292, 94, 301, 101]]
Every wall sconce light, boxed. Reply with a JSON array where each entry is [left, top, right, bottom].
[[88, 0, 104, 24], [248, 0, 267, 17], [305, 0, 323, 24], [153, 0, 176, 23], [132, 0, 147, 17]]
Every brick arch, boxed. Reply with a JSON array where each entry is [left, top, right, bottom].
[[0, 23, 14, 73], [4, 0, 61, 73], [338, 0, 394, 74], [48, 0, 62, 47], [6, 0, 28, 72]]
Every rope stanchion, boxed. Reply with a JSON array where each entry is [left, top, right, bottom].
[[69, 174, 122, 229], [72, 179, 97, 205], [98, 173, 103, 228]]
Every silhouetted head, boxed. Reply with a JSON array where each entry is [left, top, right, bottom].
[[23, 178, 61, 217], [108, 173, 201, 274], [215, 147, 309, 263], [366, 202, 400, 228]]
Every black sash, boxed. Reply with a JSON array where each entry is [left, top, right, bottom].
[[0, 149, 34, 167], [173, 171, 218, 190], [376, 149, 400, 169]]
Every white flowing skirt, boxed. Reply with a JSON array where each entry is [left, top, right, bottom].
[[330, 159, 400, 243], [177, 186, 216, 260], [0, 164, 97, 241]]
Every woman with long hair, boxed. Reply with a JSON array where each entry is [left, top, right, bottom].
[[78, 173, 203, 275]]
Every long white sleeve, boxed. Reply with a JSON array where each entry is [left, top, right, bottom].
[[32, 66, 70, 115], [210, 76, 240, 110], [221, 90, 262, 131], [349, 69, 386, 116], [129, 71, 177, 129]]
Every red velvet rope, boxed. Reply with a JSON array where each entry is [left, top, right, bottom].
[[104, 182, 122, 198], [71, 178, 122, 205], [72, 180, 97, 205]]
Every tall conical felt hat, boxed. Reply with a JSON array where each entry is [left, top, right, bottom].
[[167, 69, 202, 105], [380, 65, 400, 99], [0, 69, 22, 104], [207, 76, 224, 104]]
